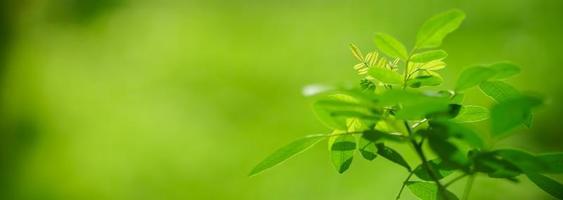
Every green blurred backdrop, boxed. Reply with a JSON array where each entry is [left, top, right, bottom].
[[0, 0, 562, 199]]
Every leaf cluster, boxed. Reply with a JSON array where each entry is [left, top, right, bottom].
[[250, 9, 562, 200]]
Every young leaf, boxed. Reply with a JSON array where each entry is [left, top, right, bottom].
[[491, 95, 543, 137], [413, 159, 454, 181], [420, 60, 446, 71], [452, 105, 490, 123], [455, 66, 496, 91], [349, 44, 364, 62], [374, 33, 408, 60], [407, 181, 459, 200], [526, 173, 563, 199], [537, 153, 563, 174], [329, 134, 356, 173], [489, 62, 521, 80], [410, 50, 448, 63], [376, 143, 411, 171], [369, 67, 403, 85], [415, 9, 466, 49], [250, 135, 326, 176]]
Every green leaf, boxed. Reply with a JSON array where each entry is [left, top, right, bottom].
[[349, 44, 364, 62], [413, 159, 455, 181], [378, 90, 450, 120], [312, 93, 377, 130], [473, 151, 522, 179], [329, 134, 356, 173], [415, 9, 466, 49], [374, 32, 409, 60], [420, 60, 446, 71], [455, 66, 496, 91], [491, 95, 543, 137], [494, 149, 549, 173], [479, 81, 520, 102], [480, 81, 534, 128], [249, 135, 325, 176], [489, 62, 521, 80], [408, 71, 444, 88], [411, 50, 448, 63], [358, 137, 377, 161], [369, 67, 403, 85], [452, 105, 490, 123], [428, 135, 470, 168], [376, 143, 411, 171], [537, 153, 563, 174], [526, 173, 563, 199], [407, 181, 459, 200]]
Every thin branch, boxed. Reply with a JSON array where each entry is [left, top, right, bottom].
[[444, 173, 468, 188], [462, 175, 476, 200], [395, 171, 415, 200]]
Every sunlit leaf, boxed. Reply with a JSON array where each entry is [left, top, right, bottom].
[[413, 159, 455, 181], [312, 92, 378, 130], [480, 81, 534, 128], [452, 105, 489, 123], [376, 143, 411, 171], [420, 60, 446, 71], [526, 173, 563, 199], [358, 137, 377, 161], [374, 33, 408, 60], [415, 9, 466, 49], [349, 44, 364, 62], [250, 135, 326, 176], [455, 66, 496, 91], [329, 133, 356, 173], [491, 95, 543, 137], [407, 181, 459, 200], [408, 71, 444, 88], [411, 50, 448, 63], [369, 67, 403, 85], [489, 62, 521, 80]]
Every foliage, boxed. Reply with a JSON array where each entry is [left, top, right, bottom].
[[250, 9, 562, 200]]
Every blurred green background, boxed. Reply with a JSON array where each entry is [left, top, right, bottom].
[[0, 0, 562, 199]]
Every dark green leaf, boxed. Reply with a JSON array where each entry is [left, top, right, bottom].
[[369, 67, 403, 85], [428, 135, 469, 168], [489, 62, 521, 80], [413, 159, 455, 181], [374, 32, 409, 60], [455, 66, 496, 91], [411, 50, 448, 63], [415, 9, 466, 49], [473, 151, 522, 179], [250, 135, 325, 176], [526, 173, 563, 199], [452, 105, 489, 123], [537, 153, 563, 174], [329, 134, 356, 173], [428, 121, 484, 148], [407, 181, 459, 200], [491, 95, 543, 137], [376, 143, 411, 171], [495, 149, 549, 173], [407, 71, 444, 88], [358, 136, 377, 161]]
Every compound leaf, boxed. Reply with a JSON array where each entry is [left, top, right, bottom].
[[250, 135, 325, 176]]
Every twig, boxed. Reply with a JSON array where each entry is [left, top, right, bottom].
[[395, 171, 415, 200]]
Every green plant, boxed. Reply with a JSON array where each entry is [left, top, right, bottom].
[[249, 9, 563, 200]]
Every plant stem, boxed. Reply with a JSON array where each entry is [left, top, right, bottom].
[[462, 174, 476, 200], [395, 170, 415, 200], [444, 173, 468, 188], [404, 121, 450, 200]]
